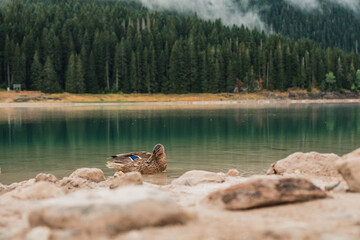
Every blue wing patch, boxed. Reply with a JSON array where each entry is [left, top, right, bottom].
[[129, 155, 140, 161]]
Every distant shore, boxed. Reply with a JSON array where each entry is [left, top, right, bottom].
[[0, 90, 360, 108], [1, 98, 360, 108]]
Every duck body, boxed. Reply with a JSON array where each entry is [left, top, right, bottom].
[[106, 144, 167, 174]]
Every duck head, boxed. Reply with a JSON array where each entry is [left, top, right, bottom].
[[146, 144, 165, 163]]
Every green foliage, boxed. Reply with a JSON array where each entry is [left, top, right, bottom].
[[352, 70, 360, 91], [0, 0, 359, 94], [325, 72, 336, 91]]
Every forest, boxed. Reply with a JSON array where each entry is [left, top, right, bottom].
[[255, 0, 360, 52], [0, 0, 360, 94]]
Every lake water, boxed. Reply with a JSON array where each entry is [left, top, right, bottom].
[[1, 103, 360, 185]]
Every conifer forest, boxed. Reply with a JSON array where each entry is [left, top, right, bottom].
[[0, 0, 360, 94]]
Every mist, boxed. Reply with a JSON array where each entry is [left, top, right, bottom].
[[285, 0, 360, 13], [137, 0, 266, 31]]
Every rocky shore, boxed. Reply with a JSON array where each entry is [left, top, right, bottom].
[[1, 149, 360, 240]]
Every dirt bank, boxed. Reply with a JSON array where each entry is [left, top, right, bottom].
[[0, 90, 359, 107]]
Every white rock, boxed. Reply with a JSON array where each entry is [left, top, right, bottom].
[[171, 170, 226, 186], [267, 152, 341, 177], [29, 186, 190, 235]]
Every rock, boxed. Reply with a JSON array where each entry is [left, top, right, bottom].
[[171, 170, 226, 186], [324, 181, 340, 191], [205, 177, 327, 210], [267, 152, 341, 177], [333, 181, 349, 193], [337, 148, 360, 192], [59, 177, 98, 192], [11, 182, 63, 200], [227, 169, 240, 177], [110, 172, 143, 189], [25, 227, 51, 240], [69, 168, 105, 182], [35, 173, 58, 183], [29, 186, 190, 235]]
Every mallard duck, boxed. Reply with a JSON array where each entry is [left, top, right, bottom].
[[106, 144, 167, 174]]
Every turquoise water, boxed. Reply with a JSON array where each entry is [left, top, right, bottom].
[[0, 103, 360, 184]]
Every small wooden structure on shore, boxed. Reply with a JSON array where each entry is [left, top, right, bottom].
[[13, 84, 21, 92]]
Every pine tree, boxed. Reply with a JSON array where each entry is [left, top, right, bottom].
[[87, 51, 99, 93], [65, 53, 76, 93], [169, 40, 187, 93], [12, 44, 26, 87], [75, 55, 85, 93], [113, 43, 121, 92], [188, 37, 198, 92], [30, 52, 42, 90], [149, 45, 157, 92], [130, 51, 137, 92], [226, 60, 236, 92], [39, 56, 60, 93]]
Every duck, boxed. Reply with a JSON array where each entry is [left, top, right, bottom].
[[106, 144, 167, 174]]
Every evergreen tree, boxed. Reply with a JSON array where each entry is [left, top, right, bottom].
[[65, 53, 76, 93], [12, 44, 26, 87], [75, 55, 85, 93], [30, 51, 42, 90], [226, 60, 236, 92], [38, 56, 60, 93], [130, 51, 137, 92], [87, 51, 99, 93]]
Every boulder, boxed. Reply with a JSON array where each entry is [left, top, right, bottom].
[[68, 168, 105, 182], [35, 173, 58, 183], [227, 169, 240, 177], [11, 182, 63, 200], [267, 152, 341, 177], [29, 186, 190, 235], [205, 177, 327, 210], [110, 172, 143, 189], [337, 148, 360, 192], [171, 170, 226, 186]]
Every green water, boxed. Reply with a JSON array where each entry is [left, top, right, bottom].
[[0, 103, 360, 184]]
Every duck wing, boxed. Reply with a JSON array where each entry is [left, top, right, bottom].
[[111, 151, 151, 163]]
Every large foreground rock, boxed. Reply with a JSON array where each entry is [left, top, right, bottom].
[[171, 170, 226, 186], [205, 177, 327, 210], [337, 148, 360, 192], [11, 182, 63, 200], [29, 186, 190, 235], [267, 152, 341, 177], [69, 168, 105, 182]]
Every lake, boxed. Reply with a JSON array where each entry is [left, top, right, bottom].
[[1, 103, 360, 184]]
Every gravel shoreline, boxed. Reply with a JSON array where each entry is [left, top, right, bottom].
[[1, 98, 360, 108]]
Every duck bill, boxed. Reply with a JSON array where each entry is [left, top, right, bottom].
[[146, 154, 156, 163]]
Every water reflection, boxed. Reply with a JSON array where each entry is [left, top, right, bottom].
[[0, 103, 360, 184]]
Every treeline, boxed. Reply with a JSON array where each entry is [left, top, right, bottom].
[[254, 0, 360, 52], [0, 0, 360, 94]]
